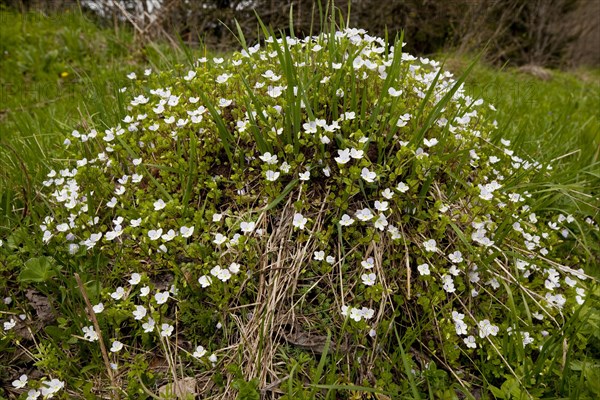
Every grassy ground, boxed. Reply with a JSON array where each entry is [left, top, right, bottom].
[[1, 8, 599, 399]]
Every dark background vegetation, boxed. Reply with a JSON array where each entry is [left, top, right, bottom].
[[2, 0, 599, 67]]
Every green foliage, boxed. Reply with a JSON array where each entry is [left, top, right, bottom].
[[233, 378, 260, 400], [19, 256, 57, 283]]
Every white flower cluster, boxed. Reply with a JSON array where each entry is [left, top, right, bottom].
[[10, 374, 64, 399], [341, 305, 375, 322], [35, 25, 593, 365]]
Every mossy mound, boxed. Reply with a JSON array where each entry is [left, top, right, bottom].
[[40, 27, 594, 398]]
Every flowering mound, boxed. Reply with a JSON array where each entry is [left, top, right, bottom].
[[37, 28, 596, 397]]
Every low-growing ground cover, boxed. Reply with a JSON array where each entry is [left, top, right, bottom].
[[1, 8, 599, 400]]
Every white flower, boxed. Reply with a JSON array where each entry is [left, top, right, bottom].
[[349, 307, 363, 322], [180, 226, 195, 238], [161, 229, 176, 241], [218, 98, 232, 107], [360, 307, 375, 320], [133, 305, 147, 320], [208, 353, 218, 363], [148, 229, 163, 241], [448, 265, 460, 276], [388, 87, 403, 97], [105, 225, 124, 241], [210, 265, 222, 277], [259, 152, 278, 164], [217, 268, 232, 281], [193, 345, 207, 358], [113, 216, 124, 226], [26, 389, 41, 400], [267, 85, 284, 98], [362, 273, 376, 286], [110, 287, 126, 300], [40, 379, 64, 398], [12, 374, 28, 388], [127, 72, 136, 80], [198, 275, 212, 288], [299, 170, 310, 181], [442, 274, 456, 293], [361, 167, 377, 183], [448, 251, 463, 263], [129, 273, 141, 285], [279, 161, 291, 173], [262, 69, 281, 81], [522, 332, 534, 347], [314, 251, 325, 261], [374, 201, 389, 212], [142, 318, 155, 333], [464, 335, 477, 349], [424, 138, 438, 147], [353, 56, 364, 69], [240, 221, 256, 234], [229, 263, 241, 274], [213, 233, 228, 245], [303, 120, 317, 133], [160, 323, 174, 337], [350, 148, 364, 159], [154, 291, 169, 305], [153, 199, 166, 210], [417, 263, 430, 276], [453, 317, 468, 336], [216, 73, 231, 83], [335, 149, 351, 164], [293, 213, 308, 229], [265, 170, 280, 181], [93, 303, 104, 313], [131, 174, 143, 183], [381, 188, 394, 199], [56, 223, 69, 232], [341, 305, 350, 317], [184, 70, 196, 81], [110, 340, 124, 352], [212, 213, 223, 222], [396, 182, 409, 193], [396, 113, 411, 127], [374, 214, 388, 230], [326, 256, 335, 264], [210, 265, 232, 282], [423, 239, 438, 252], [339, 214, 355, 226], [4, 318, 16, 331], [478, 319, 499, 338], [139, 286, 150, 297], [361, 257, 374, 269], [129, 218, 142, 228], [355, 208, 374, 222]]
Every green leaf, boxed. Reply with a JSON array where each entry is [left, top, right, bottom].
[[19, 256, 57, 283], [233, 378, 260, 400]]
